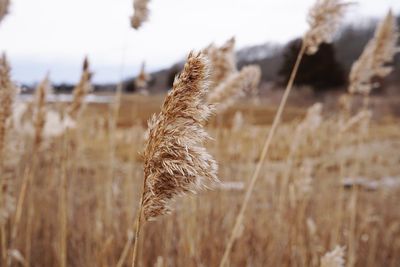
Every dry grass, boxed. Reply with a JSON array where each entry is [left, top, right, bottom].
[[349, 9, 399, 95], [0, 91, 398, 266], [0, 1, 399, 266], [68, 57, 92, 119], [208, 65, 261, 112]]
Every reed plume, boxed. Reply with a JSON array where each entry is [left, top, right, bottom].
[[207, 65, 261, 112], [131, 52, 218, 267], [68, 57, 92, 119], [349, 10, 399, 95], [0, 0, 9, 23], [142, 52, 218, 220], [320, 246, 345, 267], [135, 62, 150, 93], [203, 37, 237, 90], [130, 0, 150, 30], [304, 0, 351, 54], [33, 75, 50, 149]]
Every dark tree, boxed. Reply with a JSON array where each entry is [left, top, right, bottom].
[[124, 78, 136, 92], [279, 38, 346, 91]]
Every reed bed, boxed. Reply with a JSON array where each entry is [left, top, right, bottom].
[[0, 0, 399, 266], [0, 92, 397, 266]]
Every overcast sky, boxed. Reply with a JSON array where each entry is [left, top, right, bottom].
[[0, 0, 399, 84]]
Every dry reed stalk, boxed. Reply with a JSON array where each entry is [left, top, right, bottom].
[[347, 185, 358, 267], [330, 106, 366, 246], [0, 53, 15, 266], [332, 13, 394, 240], [203, 37, 237, 90], [131, 52, 218, 267], [0, 54, 15, 163], [320, 246, 345, 267], [346, 108, 371, 267], [0, 0, 9, 23], [219, 39, 307, 267], [339, 110, 371, 133], [33, 75, 50, 149], [103, 82, 123, 234], [342, 15, 397, 257], [346, 117, 371, 267], [278, 103, 322, 212], [130, 0, 150, 29], [349, 10, 399, 96], [68, 57, 92, 119], [116, 231, 134, 267], [207, 65, 261, 112], [59, 135, 69, 267], [11, 76, 49, 256], [219, 1, 348, 265]]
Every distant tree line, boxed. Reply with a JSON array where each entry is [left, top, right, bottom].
[[48, 15, 399, 94], [50, 14, 400, 94], [127, 14, 400, 93]]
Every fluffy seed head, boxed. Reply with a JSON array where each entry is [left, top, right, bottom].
[[304, 0, 351, 54], [68, 57, 92, 119], [142, 52, 218, 221], [349, 10, 399, 95], [33, 75, 50, 148], [0, 0, 9, 23], [130, 0, 150, 29], [207, 65, 261, 112], [320, 246, 346, 267], [203, 37, 237, 90]]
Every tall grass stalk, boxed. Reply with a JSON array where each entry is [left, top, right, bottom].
[[219, 41, 307, 267], [59, 133, 70, 267], [131, 52, 218, 267], [12, 76, 49, 245]]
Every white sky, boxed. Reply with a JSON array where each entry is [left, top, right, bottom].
[[0, 0, 399, 84]]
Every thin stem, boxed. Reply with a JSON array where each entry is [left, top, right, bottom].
[[60, 133, 69, 267], [131, 170, 147, 267], [131, 197, 144, 267], [0, 162, 7, 266], [1, 225, 6, 266], [105, 83, 122, 232], [116, 231, 134, 267], [219, 41, 307, 267]]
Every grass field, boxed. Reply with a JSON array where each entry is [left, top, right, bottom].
[[3, 93, 399, 267], [1, 1, 399, 266]]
